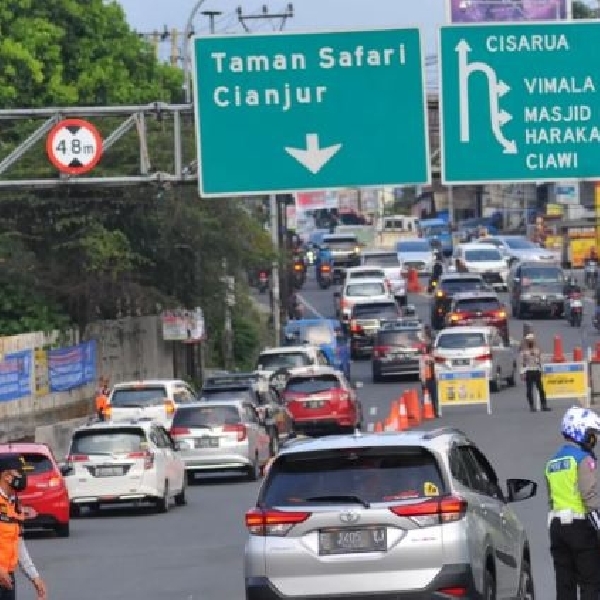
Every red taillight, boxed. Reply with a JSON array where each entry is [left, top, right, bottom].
[[438, 587, 468, 597], [373, 345, 390, 358], [474, 353, 492, 361], [170, 427, 190, 437], [245, 508, 311, 536], [492, 310, 507, 319], [350, 319, 363, 333], [67, 454, 89, 462], [224, 423, 247, 442], [259, 271, 267, 279], [389, 495, 467, 527], [127, 450, 154, 470], [320, 264, 331, 273], [294, 263, 303, 271], [334, 390, 351, 407], [448, 313, 463, 323], [434, 355, 446, 363]]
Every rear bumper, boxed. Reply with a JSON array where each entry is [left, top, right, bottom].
[[245, 564, 477, 600], [182, 452, 253, 471], [373, 358, 420, 377], [24, 513, 69, 529], [293, 416, 355, 434]]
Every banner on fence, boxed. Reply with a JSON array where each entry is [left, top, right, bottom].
[[48, 341, 96, 392], [437, 370, 491, 415], [34, 348, 49, 397], [542, 362, 588, 401], [0, 350, 32, 402]]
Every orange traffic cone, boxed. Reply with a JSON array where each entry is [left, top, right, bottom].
[[397, 397, 409, 431], [405, 389, 422, 425], [553, 335, 565, 363], [407, 268, 421, 293], [385, 401, 399, 431], [574, 346, 583, 362], [422, 388, 436, 420], [374, 421, 383, 433]]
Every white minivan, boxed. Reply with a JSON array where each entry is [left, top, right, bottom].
[[453, 243, 509, 291]]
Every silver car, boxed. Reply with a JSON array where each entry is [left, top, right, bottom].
[[244, 428, 536, 599], [360, 249, 408, 305], [170, 400, 271, 481], [476, 235, 560, 265]]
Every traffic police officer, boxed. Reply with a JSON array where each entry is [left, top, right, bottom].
[[545, 406, 600, 600], [0, 455, 46, 599]]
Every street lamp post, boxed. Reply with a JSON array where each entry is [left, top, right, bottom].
[[202, 10, 222, 35]]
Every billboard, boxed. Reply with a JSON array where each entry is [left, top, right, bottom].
[[447, 0, 569, 22], [295, 191, 338, 211]]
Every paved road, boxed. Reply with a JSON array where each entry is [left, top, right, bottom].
[[21, 270, 598, 600]]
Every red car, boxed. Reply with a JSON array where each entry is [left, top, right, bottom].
[[281, 366, 361, 435], [0, 442, 70, 537]]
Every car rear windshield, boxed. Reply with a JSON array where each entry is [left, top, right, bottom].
[[346, 282, 386, 297], [285, 375, 341, 394], [362, 253, 400, 266], [440, 278, 484, 293], [437, 332, 487, 349], [201, 388, 254, 403], [20, 453, 54, 475], [172, 405, 241, 428], [453, 298, 501, 312], [521, 267, 563, 284], [110, 386, 168, 408], [464, 249, 502, 262], [352, 303, 398, 319], [350, 270, 385, 280], [257, 352, 311, 370], [377, 330, 422, 347], [261, 447, 445, 505], [71, 427, 146, 455]]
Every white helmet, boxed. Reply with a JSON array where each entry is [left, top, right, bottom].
[[561, 406, 600, 445]]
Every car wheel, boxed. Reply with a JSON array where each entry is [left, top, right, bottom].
[[174, 480, 187, 506], [490, 368, 501, 392], [246, 454, 260, 482], [517, 556, 535, 599], [483, 567, 496, 600], [55, 523, 70, 538], [156, 482, 170, 513]]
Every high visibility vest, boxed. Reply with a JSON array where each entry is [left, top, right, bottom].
[[95, 393, 108, 412], [0, 495, 23, 572], [545, 444, 589, 515], [420, 354, 434, 383]]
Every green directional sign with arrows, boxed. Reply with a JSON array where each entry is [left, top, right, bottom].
[[192, 28, 430, 197], [440, 21, 600, 184]]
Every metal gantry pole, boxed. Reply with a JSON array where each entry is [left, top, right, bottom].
[[183, 0, 208, 104], [270, 194, 281, 344]]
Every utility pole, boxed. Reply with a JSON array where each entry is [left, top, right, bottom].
[[236, 4, 294, 32], [221, 258, 235, 369], [270, 195, 281, 345], [202, 10, 222, 34]]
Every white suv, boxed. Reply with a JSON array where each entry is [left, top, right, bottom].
[[256, 346, 331, 390], [64, 419, 186, 514], [105, 379, 197, 428]]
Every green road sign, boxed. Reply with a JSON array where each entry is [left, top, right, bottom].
[[440, 21, 600, 184], [192, 28, 430, 197]]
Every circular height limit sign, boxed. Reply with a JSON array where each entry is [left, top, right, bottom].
[[46, 118, 103, 175]]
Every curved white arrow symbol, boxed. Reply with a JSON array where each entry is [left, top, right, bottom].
[[285, 134, 342, 175]]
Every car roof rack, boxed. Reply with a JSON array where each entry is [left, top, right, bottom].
[[421, 427, 468, 441]]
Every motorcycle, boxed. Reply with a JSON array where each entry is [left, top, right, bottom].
[[317, 263, 332, 289], [292, 261, 305, 289], [257, 270, 269, 294], [568, 292, 583, 327], [585, 259, 598, 289], [427, 278, 438, 294], [288, 295, 304, 320]]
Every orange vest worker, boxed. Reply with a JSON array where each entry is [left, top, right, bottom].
[[95, 388, 108, 415], [0, 494, 23, 574]]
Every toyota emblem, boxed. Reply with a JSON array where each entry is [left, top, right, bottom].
[[339, 510, 360, 524]]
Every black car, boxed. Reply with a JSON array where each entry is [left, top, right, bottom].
[[509, 262, 566, 319], [430, 273, 489, 329], [200, 373, 293, 455], [348, 300, 400, 359], [371, 319, 424, 383]]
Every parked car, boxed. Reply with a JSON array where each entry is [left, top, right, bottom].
[[105, 379, 197, 428], [430, 273, 488, 329], [244, 428, 537, 600], [0, 443, 70, 537], [281, 366, 362, 435], [508, 261, 566, 319], [445, 290, 509, 344], [348, 300, 400, 359], [453, 243, 509, 291], [372, 318, 425, 382], [170, 400, 271, 482], [64, 418, 187, 514], [433, 326, 517, 392]]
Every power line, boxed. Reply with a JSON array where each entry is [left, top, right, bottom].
[[236, 4, 294, 32]]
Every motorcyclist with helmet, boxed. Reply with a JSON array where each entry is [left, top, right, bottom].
[[563, 275, 582, 323], [428, 250, 444, 293], [545, 406, 600, 600]]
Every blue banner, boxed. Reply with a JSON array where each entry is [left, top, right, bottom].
[[48, 341, 96, 392], [0, 350, 32, 402]]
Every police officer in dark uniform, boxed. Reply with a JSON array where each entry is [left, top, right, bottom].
[[545, 406, 600, 600]]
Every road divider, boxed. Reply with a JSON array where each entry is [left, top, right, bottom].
[[372, 388, 434, 433]]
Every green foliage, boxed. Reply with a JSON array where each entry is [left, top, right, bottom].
[[572, 1, 595, 18]]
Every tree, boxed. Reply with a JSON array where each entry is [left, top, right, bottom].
[[572, 1, 595, 18]]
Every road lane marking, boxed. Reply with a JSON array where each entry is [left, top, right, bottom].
[[369, 406, 378, 416], [297, 293, 327, 319]]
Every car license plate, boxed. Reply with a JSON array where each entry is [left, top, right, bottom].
[[95, 466, 124, 477], [473, 319, 487, 325], [571, 299, 582, 308], [391, 352, 407, 360], [305, 400, 324, 408], [453, 359, 470, 366], [319, 527, 387, 555], [196, 437, 219, 449]]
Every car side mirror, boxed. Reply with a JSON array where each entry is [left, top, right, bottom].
[[59, 463, 73, 477], [506, 478, 537, 503]]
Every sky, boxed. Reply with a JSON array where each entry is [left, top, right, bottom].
[[117, 0, 446, 54]]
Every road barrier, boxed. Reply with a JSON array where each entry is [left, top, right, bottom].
[[437, 370, 492, 416]]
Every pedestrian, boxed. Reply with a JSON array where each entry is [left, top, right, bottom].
[[520, 332, 551, 412], [422, 325, 433, 353], [94, 378, 109, 421], [420, 346, 439, 418], [546, 406, 600, 600], [0, 455, 47, 600]]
